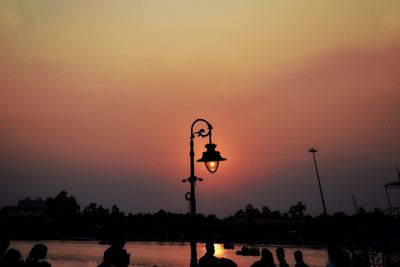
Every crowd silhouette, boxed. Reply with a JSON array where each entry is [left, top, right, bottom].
[[196, 243, 352, 267], [197, 243, 317, 267], [0, 240, 51, 267], [0, 237, 361, 267]]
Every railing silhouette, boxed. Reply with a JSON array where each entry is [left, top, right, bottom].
[[343, 208, 400, 267], [387, 207, 400, 218]]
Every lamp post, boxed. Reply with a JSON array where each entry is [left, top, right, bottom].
[[182, 119, 226, 267], [308, 147, 327, 215]]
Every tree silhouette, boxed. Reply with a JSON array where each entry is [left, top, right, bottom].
[[111, 204, 124, 217], [271, 210, 282, 219], [288, 202, 306, 219], [83, 203, 110, 217], [45, 190, 80, 218], [245, 204, 261, 218], [234, 209, 245, 219], [262, 206, 272, 218]]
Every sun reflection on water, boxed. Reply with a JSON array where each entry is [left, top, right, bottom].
[[214, 243, 225, 258]]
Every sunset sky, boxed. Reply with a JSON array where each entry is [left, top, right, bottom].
[[1, 1, 399, 216]]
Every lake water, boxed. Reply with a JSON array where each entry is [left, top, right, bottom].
[[11, 240, 328, 267]]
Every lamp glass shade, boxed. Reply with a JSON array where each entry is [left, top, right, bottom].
[[205, 161, 219, 174], [197, 143, 227, 174]]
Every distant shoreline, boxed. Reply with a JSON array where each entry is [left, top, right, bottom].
[[10, 238, 328, 249]]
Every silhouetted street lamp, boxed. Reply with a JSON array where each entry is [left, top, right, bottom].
[[308, 147, 327, 215], [182, 119, 226, 267]]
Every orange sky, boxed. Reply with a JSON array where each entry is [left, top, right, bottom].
[[1, 1, 400, 216]]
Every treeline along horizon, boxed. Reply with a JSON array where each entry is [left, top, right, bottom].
[[0, 191, 396, 246]]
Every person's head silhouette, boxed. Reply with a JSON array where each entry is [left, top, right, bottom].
[[3, 248, 22, 266], [276, 247, 285, 261], [261, 248, 274, 262], [205, 242, 215, 255], [294, 250, 303, 263], [0, 239, 10, 255], [111, 237, 126, 249], [29, 243, 48, 261]]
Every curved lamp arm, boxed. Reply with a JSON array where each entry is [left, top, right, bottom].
[[191, 118, 213, 144]]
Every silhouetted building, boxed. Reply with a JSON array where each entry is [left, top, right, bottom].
[[18, 198, 46, 210]]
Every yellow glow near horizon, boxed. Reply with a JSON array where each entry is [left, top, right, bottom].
[[214, 243, 225, 258]]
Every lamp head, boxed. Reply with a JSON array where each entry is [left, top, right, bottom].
[[197, 143, 227, 174]]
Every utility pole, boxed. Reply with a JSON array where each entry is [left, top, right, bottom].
[[309, 148, 327, 215], [352, 194, 359, 214]]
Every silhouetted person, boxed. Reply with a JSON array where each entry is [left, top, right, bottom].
[[98, 238, 130, 267], [1, 248, 24, 267], [326, 244, 351, 267], [350, 250, 369, 267], [25, 243, 51, 267], [326, 244, 340, 267], [337, 250, 351, 267], [219, 257, 238, 267], [199, 242, 219, 267], [251, 248, 277, 267], [0, 239, 10, 264], [276, 247, 289, 267], [294, 250, 309, 267]]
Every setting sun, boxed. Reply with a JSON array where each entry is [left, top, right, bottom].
[[214, 244, 225, 258]]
